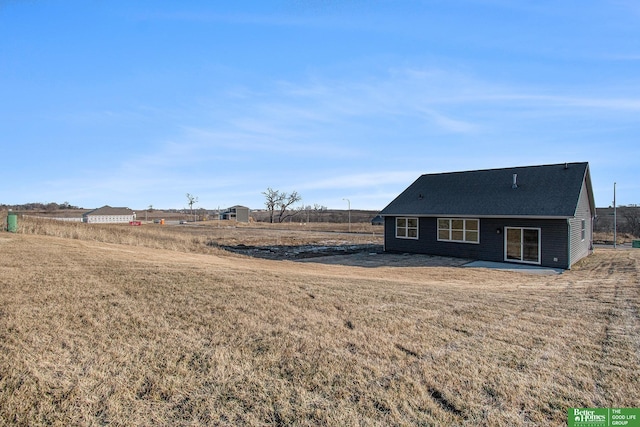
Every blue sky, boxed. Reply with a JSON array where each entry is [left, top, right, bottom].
[[1, 1, 639, 211]]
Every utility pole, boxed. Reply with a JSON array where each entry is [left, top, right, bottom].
[[613, 182, 617, 249], [343, 198, 351, 232]]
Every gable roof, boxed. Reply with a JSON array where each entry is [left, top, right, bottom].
[[83, 205, 134, 216], [380, 162, 594, 218]]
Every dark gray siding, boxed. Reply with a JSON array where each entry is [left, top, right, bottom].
[[384, 216, 570, 269], [568, 180, 594, 267]]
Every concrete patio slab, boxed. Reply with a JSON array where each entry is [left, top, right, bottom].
[[463, 260, 564, 275]]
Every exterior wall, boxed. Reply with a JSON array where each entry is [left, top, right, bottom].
[[221, 207, 250, 223], [29, 216, 84, 222], [384, 216, 570, 269], [235, 207, 250, 223], [84, 215, 135, 224], [568, 180, 594, 267]]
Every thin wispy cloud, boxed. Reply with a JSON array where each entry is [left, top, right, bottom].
[[2, 1, 639, 208], [298, 171, 422, 191], [110, 61, 640, 208]]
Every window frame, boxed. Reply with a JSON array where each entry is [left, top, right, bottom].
[[395, 217, 419, 240], [504, 226, 541, 265], [437, 218, 480, 244], [581, 219, 586, 241]]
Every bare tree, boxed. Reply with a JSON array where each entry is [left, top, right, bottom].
[[262, 188, 280, 223], [186, 193, 198, 222], [313, 204, 327, 222], [277, 191, 302, 223], [620, 206, 640, 237], [262, 188, 302, 223]]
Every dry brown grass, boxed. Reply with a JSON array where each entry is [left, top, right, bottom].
[[0, 218, 639, 426], [233, 220, 382, 234], [15, 216, 382, 250], [16, 216, 217, 253], [593, 231, 639, 245]]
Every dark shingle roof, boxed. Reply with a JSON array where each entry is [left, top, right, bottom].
[[380, 162, 592, 218], [84, 205, 134, 216]]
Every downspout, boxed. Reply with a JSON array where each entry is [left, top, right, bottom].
[[591, 214, 595, 254], [383, 217, 387, 252], [567, 219, 572, 270]]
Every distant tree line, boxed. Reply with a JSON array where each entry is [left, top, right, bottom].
[[0, 202, 82, 212], [251, 207, 379, 224], [594, 205, 640, 237], [258, 187, 380, 224]]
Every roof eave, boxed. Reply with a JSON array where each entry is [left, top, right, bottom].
[[379, 213, 574, 219]]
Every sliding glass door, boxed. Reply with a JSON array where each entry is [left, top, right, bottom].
[[505, 227, 540, 264]]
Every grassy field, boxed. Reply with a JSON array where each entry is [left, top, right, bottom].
[[1, 218, 639, 426]]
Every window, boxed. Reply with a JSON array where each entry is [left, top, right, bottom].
[[581, 219, 586, 241], [505, 227, 540, 264], [396, 217, 418, 239], [437, 218, 479, 243]]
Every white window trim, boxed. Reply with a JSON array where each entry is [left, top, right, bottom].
[[437, 218, 480, 244], [581, 219, 586, 241], [395, 217, 419, 240]]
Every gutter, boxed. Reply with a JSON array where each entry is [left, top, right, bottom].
[[379, 214, 573, 220]]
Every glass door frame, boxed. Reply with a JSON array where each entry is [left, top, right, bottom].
[[504, 227, 541, 265]]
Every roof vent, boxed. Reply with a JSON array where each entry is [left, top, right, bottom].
[[512, 173, 518, 189]]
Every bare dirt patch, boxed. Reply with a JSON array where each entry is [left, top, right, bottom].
[[217, 243, 383, 260], [1, 231, 638, 426], [215, 242, 469, 267]]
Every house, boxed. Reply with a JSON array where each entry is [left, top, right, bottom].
[[83, 206, 136, 224], [219, 205, 251, 223], [371, 214, 384, 226], [379, 162, 595, 269]]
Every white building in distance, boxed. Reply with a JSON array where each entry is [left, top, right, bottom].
[[82, 206, 136, 223]]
